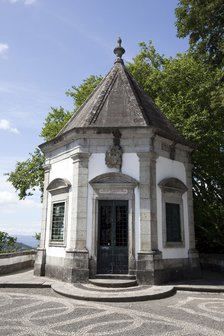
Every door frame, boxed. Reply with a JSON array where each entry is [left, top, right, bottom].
[[89, 172, 138, 277], [97, 200, 129, 274]]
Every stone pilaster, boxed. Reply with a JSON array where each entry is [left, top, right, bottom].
[[136, 152, 163, 284], [64, 152, 90, 282], [34, 163, 51, 276], [185, 161, 201, 277]]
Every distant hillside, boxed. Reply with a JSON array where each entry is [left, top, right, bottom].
[[15, 241, 33, 251], [15, 235, 39, 248]]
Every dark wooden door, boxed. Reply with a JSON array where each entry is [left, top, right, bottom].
[[97, 200, 128, 274]]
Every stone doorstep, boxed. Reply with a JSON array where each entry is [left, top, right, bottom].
[[89, 278, 137, 288], [93, 274, 136, 280], [51, 282, 176, 302]]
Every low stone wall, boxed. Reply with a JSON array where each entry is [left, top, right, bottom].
[[200, 254, 224, 273], [0, 251, 36, 275]]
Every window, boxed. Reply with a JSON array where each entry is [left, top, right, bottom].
[[166, 203, 181, 242], [51, 202, 65, 241], [47, 178, 71, 246], [158, 177, 187, 247]]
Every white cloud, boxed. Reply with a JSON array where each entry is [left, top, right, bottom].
[[8, 0, 37, 4], [0, 119, 19, 134], [0, 43, 9, 56], [0, 190, 41, 209], [0, 165, 41, 235]]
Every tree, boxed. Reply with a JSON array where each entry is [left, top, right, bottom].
[[41, 107, 73, 142], [66, 75, 102, 109], [0, 231, 17, 253], [127, 42, 224, 252], [175, 0, 224, 67], [7, 75, 102, 199], [34, 232, 41, 247], [7, 148, 45, 200]]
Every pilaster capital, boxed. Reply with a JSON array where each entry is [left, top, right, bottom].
[[184, 162, 194, 171], [137, 151, 158, 162], [71, 152, 90, 164], [43, 164, 51, 173]]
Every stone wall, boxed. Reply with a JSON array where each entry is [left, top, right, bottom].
[[200, 254, 224, 273], [0, 251, 36, 275]]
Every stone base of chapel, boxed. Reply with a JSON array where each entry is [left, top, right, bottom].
[[34, 248, 46, 277], [34, 249, 201, 285], [136, 251, 201, 285]]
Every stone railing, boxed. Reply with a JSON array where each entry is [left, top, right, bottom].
[[200, 253, 224, 273], [0, 250, 36, 275]]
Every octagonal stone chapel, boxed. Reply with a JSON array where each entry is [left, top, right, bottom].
[[34, 39, 200, 285]]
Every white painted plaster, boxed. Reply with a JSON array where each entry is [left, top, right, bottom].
[[122, 153, 140, 181], [156, 157, 186, 184], [45, 194, 51, 251], [86, 186, 93, 254], [66, 189, 73, 249], [49, 157, 73, 184], [47, 247, 66, 258], [156, 156, 189, 259], [88, 154, 118, 181]]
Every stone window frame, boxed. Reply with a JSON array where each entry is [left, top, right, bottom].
[[47, 178, 71, 247], [89, 172, 138, 276], [158, 178, 187, 248]]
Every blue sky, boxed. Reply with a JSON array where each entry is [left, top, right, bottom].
[[0, 0, 188, 236]]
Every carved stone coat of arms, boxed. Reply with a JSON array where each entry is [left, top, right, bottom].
[[105, 145, 122, 170]]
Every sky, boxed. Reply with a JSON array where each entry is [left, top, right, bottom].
[[0, 0, 189, 236]]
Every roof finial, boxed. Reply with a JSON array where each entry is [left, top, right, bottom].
[[113, 37, 125, 64]]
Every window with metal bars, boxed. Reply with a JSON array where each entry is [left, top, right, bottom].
[[165, 202, 181, 242], [115, 205, 128, 246], [51, 202, 65, 241]]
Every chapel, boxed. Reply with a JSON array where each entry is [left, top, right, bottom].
[[34, 39, 200, 284]]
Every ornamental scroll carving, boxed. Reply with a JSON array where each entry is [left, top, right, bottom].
[[105, 145, 122, 170]]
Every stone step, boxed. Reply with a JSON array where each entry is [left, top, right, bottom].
[[52, 282, 176, 302], [93, 274, 136, 280], [89, 278, 137, 288]]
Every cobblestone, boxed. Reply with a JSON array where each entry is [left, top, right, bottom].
[[0, 288, 223, 335]]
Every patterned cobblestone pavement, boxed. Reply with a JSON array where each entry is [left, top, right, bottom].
[[0, 288, 223, 336]]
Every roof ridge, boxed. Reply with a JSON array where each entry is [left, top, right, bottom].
[[57, 67, 117, 136], [122, 66, 151, 125], [85, 66, 119, 125]]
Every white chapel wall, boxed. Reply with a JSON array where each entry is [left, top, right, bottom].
[[156, 156, 189, 259], [45, 157, 73, 257]]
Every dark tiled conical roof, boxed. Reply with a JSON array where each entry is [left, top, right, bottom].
[[57, 40, 190, 146]]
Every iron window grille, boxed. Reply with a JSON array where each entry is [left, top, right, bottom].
[[165, 202, 181, 242], [51, 202, 65, 241]]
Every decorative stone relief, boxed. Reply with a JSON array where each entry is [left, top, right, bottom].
[[105, 145, 122, 169], [99, 188, 128, 195]]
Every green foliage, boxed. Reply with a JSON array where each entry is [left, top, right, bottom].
[[66, 75, 102, 110], [7, 75, 102, 200], [7, 148, 45, 200], [175, 0, 224, 67], [0, 231, 17, 253], [41, 107, 73, 142], [128, 42, 224, 252], [34, 232, 41, 241]]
